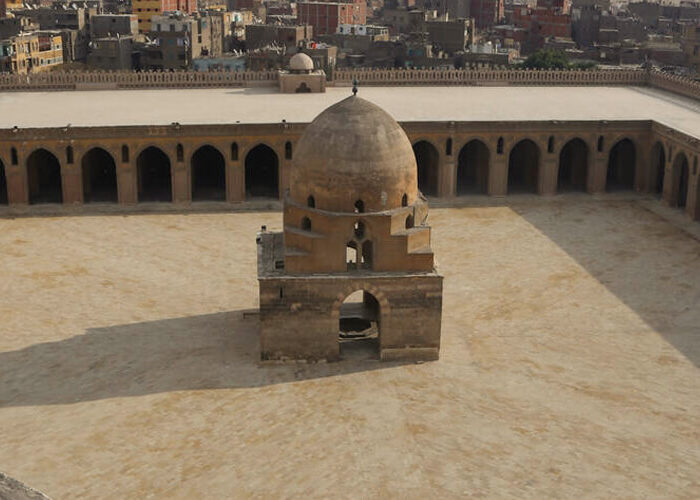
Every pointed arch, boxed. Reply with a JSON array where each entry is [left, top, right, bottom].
[[81, 147, 117, 203], [26, 148, 62, 204]]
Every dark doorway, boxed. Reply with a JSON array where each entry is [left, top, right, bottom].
[[672, 153, 690, 209], [192, 145, 226, 201], [27, 149, 62, 204], [508, 139, 539, 194], [413, 141, 439, 196], [457, 140, 489, 195], [339, 290, 380, 360], [558, 138, 588, 192], [607, 139, 636, 191], [0, 159, 7, 205], [137, 147, 172, 202], [651, 142, 665, 197], [82, 148, 117, 203], [245, 144, 278, 199]]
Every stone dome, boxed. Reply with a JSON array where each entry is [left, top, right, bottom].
[[289, 52, 314, 72], [290, 95, 419, 213]]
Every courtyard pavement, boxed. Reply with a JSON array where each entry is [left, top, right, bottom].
[[0, 197, 698, 498]]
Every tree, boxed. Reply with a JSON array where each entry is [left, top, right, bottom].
[[521, 49, 570, 70]]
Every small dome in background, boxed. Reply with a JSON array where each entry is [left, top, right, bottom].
[[289, 52, 314, 73]]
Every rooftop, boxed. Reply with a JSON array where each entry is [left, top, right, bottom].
[[1, 86, 699, 138]]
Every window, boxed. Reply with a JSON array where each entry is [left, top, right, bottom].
[[405, 214, 414, 229], [354, 199, 364, 213], [121, 145, 129, 163], [176, 144, 184, 162], [547, 136, 554, 153], [231, 142, 238, 161], [285, 141, 292, 160], [66, 146, 74, 164], [11, 147, 18, 165], [301, 217, 311, 230], [307, 195, 315, 208], [354, 220, 365, 239], [446, 138, 452, 156], [401, 193, 407, 207], [497, 137, 504, 154], [597, 136, 604, 152]]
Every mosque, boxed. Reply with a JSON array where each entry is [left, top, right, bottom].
[[257, 94, 442, 362]]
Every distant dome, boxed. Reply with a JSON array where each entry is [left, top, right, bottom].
[[290, 95, 418, 213], [289, 52, 314, 72]]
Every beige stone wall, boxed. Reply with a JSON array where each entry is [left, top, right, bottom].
[[0, 120, 698, 221]]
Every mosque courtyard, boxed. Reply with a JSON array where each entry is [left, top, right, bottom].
[[0, 195, 699, 498]]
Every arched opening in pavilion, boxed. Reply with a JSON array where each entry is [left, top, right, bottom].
[[245, 144, 278, 199], [413, 140, 439, 197], [338, 289, 380, 360], [606, 139, 636, 191], [650, 142, 665, 197], [457, 139, 489, 195], [557, 138, 588, 192], [0, 159, 7, 205], [191, 145, 226, 201], [137, 146, 172, 202], [672, 153, 690, 209], [508, 139, 539, 194], [82, 147, 117, 203], [26, 148, 62, 204]]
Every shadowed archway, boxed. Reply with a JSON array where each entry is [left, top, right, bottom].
[[137, 146, 172, 202], [558, 138, 588, 192], [457, 140, 489, 195], [413, 141, 439, 197], [671, 153, 690, 209], [245, 144, 278, 199], [82, 147, 117, 203], [650, 142, 665, 197], [0, 158, 7, 205], [508, 139, 539, 194], [192, 145, 226, 201], [339, 290, 381, 360], [607, 139, 636, 191], [27, 148, 62, 204]]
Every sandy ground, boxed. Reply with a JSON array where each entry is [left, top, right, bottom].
[[0, 197, 699, 499]]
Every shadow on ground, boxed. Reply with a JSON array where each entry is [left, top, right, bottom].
[[512, 200, 700, 368], [0, 311, 403, 408]]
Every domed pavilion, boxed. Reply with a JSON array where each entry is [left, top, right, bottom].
[[257, 95, 443, 362], [278, 51, 326, 93]]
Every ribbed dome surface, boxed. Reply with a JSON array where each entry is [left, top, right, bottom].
[[289, 52, 314, 72], [290, 95, 418, 212]]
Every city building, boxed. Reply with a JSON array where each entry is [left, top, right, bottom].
[[87, 35, 134, 69], [297, 0, 367, 36], [426, 18, 475, 54], [257, 95, 442, 361], [131, 0, 196, 33], [244, 24, 312, 50], [90, 14, 138, 38], [682, 23, 700, 73]]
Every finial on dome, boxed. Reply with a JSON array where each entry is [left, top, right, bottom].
[[352, 78, 358, 96]]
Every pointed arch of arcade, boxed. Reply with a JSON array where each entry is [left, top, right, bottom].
[[81, 147, 118, 203], [136, 145, 172, 202], [190, 144, 226, 201], [330, 283, 391, 321], [557, 138, 589, 192], [508, 139, 540, 194], [0, 156, 7, 205], [456, 139, 490, 195], [412, 140, 439, 197], [650, 141, 666, 197], [244, 143, 279, 199], [26, 148, 63, 204], [671, 152, 690, 209], [606, 138, 636, 191]]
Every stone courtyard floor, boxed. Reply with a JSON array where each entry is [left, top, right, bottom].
[[0, 197, 699, 498]]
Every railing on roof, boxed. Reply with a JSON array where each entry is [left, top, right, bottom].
[[0, 67, 698, 101]]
